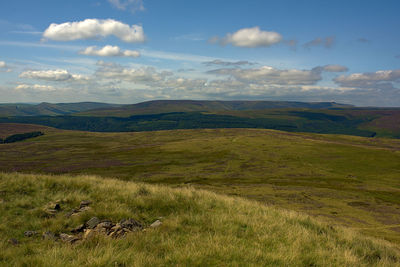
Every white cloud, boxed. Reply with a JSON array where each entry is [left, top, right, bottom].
[[43, 19, 145, 43], [108, 0, 144, 12], [208, 66, 322, 85], [322, 64, 348, 72], [215, 27, 282, 48], [334, 70, 400, 88], [15, 84, 56, 91], [0, 61, 6, 68], [19, 69, 90, 83], [80, 45, 140, 58]]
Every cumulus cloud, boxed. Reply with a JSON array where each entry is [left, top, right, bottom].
[[19, 69, 90, 83], [0, 61, 5, 68], [334, 70, 400, 88], [203, 59, 256, 67], [80, 45, 140, 58], [303, 36, 335, 49], [15, 84, 56, 91], [43, 19, 145, 43], [208, 66, 322, 85], [108, 0, 144, 12], [212, 27, 282, 48]]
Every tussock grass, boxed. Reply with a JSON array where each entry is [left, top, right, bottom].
[[0, 173, 399, 266]]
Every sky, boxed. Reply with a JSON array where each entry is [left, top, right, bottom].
[[0, 0, 399, 106]]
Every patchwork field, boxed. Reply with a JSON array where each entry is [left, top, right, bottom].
[[1, 123, 400, 245]]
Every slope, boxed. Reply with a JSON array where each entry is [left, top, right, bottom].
[[1, 124, 400, 243], [0, 173, 399, 266]]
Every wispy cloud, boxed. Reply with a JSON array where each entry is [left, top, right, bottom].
[[9, 31, 42, 35], [303, 36, 335, 49], [139, 49, 220, 63], [0, 40, 83, 51], [203, 59, 256, 67], [108, 0, 145, 13], [173, 33, 205, 41]]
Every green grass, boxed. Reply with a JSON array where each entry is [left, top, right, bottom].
[[1, 172, 399, 266], [1, 125, 400, 244]]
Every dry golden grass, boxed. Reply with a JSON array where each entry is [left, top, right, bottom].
[[1, 172, 399, 266]]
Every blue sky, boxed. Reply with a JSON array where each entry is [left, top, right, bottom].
[[0, 0, 399, 106]]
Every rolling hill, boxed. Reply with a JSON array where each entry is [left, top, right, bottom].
[[0, 172, 399, 266], [1, 123, 400, 244], [1, 100, 400, 138]]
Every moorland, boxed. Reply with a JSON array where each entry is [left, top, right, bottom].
[[1, 100, 400, 266]]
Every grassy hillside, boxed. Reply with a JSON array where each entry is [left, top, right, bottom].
[[0, 110, 377, 137], [0, 123, 52, 139], [1, 124, 400, 244], [1, 173, 399, 266]]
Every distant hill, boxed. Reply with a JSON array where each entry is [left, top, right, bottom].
[[2, 100, 400, 138], [0, 102, 122, 116], [79, 100, 353, 117]]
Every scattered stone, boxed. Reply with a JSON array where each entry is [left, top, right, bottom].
[[42, 231, 57, 241], [97, 221, 114, 230], [24, 231, 37, 237], [80, 200, 91, 208], [44, 202, 61, 216], [109, 227, 127, 238], [66, 202, 92, 217], [59, 233, 80, 244], [78, 206, 91, 212], [86, 217, 101, 229], [83, 229, 95, 239], [8, 238, 19, 245], [71, 224, 85, 234], [150, 220, 162, 228], [119, 218, 142, 231]]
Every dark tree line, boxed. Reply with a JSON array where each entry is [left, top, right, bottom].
[[0, 131, 44, 144]]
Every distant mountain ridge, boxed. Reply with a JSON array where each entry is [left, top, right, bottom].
[[78, 100, 353, 117], [0, 102, 122, 116]]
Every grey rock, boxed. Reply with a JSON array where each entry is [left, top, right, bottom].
[[24, 231, 37, 237], [86, 217, 101, 229], [150, 220, 162, 228], [119, 218, 142, 230], [59, 233, 80, 244], [71, 224, 85, 233], [97, 221, 114, 229]]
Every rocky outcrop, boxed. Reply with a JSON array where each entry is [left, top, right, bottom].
[[32, 200, 163, 245]]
